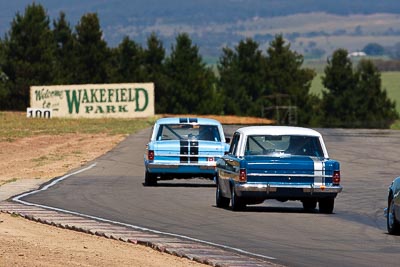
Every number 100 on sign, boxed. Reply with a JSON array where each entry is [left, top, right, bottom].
[[27, 108, 52, 118]]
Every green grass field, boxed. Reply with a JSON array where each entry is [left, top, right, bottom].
[[381, 72, 400, 113], [0, 112, 156, 141]]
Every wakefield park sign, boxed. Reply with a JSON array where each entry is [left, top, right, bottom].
[[30, 83, 154, 118]]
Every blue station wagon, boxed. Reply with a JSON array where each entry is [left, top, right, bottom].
[[144, 117, 230, 186], [215, 126, 342, 213]]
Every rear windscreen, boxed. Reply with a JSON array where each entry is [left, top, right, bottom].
[[245, 135, 323, 157], [156, 124, 221, 142]]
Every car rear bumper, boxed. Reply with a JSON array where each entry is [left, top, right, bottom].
[[147, 162, 215, 169], [235, 183, 343, 198], [146, 162, 217, 176]]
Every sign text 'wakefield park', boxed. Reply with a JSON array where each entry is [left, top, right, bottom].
[[30, 83, 154, 118]]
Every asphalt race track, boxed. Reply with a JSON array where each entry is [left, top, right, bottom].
[[19, 126, 400, 267]]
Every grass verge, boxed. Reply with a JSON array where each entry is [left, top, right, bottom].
[[0, 112, 157, 141]]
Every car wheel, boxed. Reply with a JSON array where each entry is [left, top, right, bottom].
[[387, 196, 400, 235], [216, 181, 230, 208], [319, 198, 334, 214], [302, 199, 317, 211], [144, 171, 157, 186], [231, 186, 245, 211]]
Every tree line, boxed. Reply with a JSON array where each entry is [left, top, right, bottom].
[[362, 42, 400, 62], [0, 3, 398, 128]]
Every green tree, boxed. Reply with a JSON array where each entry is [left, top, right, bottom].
[[109, 36, 144, 83], [53, 12, 76, 84], [362, 43, 385, 56], [74, 13, 109, 83], [218, 38, 266, 116], [321, 49, 360, 127], [2, 3, 55, 110], [164, 33, 220, 114], [265, 35, 316, 125], [143, 33, 165, 75], [322, 51, 398, 128], [143, 33, 167, 113], [354, 59, 398, 128], [0, 41, 11, 109], [390, 42, 400, 60]]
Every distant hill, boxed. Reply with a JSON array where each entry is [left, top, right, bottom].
[[2, 0, 400, 61]]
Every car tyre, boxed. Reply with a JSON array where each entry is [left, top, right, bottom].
[[144, 171, 157, 186], [302, 199, 317, 211], [231, 186, 245, 211], [216, 181, 230, 208], [319, 198, 334, 214], [387, 196, 400, 235]]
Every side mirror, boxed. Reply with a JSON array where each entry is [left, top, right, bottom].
[[225, 137, 231, 144]]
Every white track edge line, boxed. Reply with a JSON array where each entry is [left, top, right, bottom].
[[11, 162, 276, 261]]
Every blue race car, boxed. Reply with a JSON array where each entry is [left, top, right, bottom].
[[215, 126, 342, 213], [144, 117, 230, 186]]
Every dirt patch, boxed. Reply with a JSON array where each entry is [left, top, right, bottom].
[[0, 213, 204, 267], [0, 134, 125, 184]]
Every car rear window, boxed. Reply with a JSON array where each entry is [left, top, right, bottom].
[[156, 124, 221, 142], [245, 135, 323, 157]]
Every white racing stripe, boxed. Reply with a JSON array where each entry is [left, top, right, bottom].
[[311, 157, 325, 186], [12, 162, 277, 261]]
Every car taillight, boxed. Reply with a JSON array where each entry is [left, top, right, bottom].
[[148, 150, 154, 161], [239, 168, 247, 182], [333, 170, 340, 185]]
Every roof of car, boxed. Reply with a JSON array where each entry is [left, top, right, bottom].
[[236, 126, 322, 137], [155, 117, 222, 126]]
